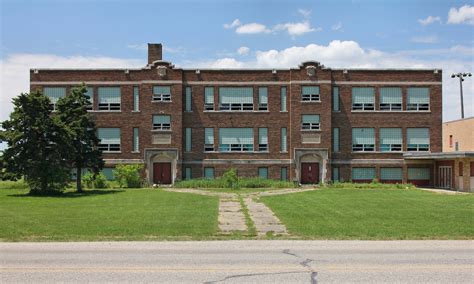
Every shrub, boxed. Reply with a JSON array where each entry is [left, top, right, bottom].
[[82, 172, 108, 189], [113, 164, 143, 188], [222, 168, 239, 189]]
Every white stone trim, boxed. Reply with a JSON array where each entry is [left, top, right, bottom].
[[181, 159, 293, 165], [331, 159, 404, 165], [31, 80, 183, 85], [334, 81, 441, 85]]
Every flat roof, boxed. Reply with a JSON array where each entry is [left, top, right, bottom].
[[404, 151, 474, 160]]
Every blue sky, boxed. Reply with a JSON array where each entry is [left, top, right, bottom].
[[0, 0, 473, 135]]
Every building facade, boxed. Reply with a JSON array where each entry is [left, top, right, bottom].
[[442, 117, 474, 152], [30, 43, 444, 186]]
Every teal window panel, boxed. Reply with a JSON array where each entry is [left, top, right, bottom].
[[219, 128, 253, 144], [332, 87, 340, 111], [219, 87, 253, 103], [258, 167, 268, 179], [205, 128, 214, 145], [185, 167, 192, 180], [102, 168, 115, 180], [352, 87, 375, 103], [352, 167, 376, 180], [98, 87, 121, 103], [258, 128, 268, 144], [133, 128, 139, 152], [407, 128, 429, 144], [133, 86, 139, 111], [380, 87, 402, 104], [407, 88, 429, 104], [332, 167, 339, 181], [352, 128, 375, 144], [84, 87, 93, 104], [302, 114, 320, 123], [333, 128, 340, 152], [204, 167, 214, 179], [97, 128, 120, 144], [204, 87, 214, 104], [380, 168, 402, 180], [380, 128, 402, 144], [153, 86, 171, 94], [280, 87, 287, 111], [185, 128, 192, 152], [185, 87, 192, 111], [408, 168, 430, 180], [281, 128, 287, 152], [43, 87, 66, 104], [280, 167, 287, 181], [258, 87, 268, 104], [302, 86, 320, 94], [153, 115, 170, 124]]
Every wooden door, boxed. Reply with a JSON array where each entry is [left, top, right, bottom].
[[301, 162, 319, 184], [153, 163, 172, 184]]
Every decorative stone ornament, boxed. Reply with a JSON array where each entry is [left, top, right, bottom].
[[157, 66, 167, 77], [306, 66, 316, 76]]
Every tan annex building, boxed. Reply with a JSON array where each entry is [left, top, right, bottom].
[[443, 117, 474, 152]]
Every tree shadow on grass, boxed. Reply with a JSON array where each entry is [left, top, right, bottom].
[[9, 189, 125, 198]]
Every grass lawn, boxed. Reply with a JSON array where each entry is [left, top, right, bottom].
[[261, 188, 474, 240], [0, 188, 218, 241]]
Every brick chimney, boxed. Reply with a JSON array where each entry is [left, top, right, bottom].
[[148, 43, 162, 64]]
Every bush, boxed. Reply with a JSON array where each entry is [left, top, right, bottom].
[[222, 168, 239, 189], [113, 164, 143, 188], [82, 172, 108, 189]]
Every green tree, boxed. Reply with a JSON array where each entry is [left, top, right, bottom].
[[0, 92, 71, 194], [55, 85, 104, 193]]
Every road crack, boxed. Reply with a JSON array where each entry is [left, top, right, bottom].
[[203, 271, 308, 283], [283, 249, 318, 284]]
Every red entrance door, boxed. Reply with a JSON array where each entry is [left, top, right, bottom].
[[301, 163, 319, 184], [153, 163, 172, 184]]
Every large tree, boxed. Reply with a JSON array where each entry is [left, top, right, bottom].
[[55, 85, 104, 193], [0, 92, 71, 194]]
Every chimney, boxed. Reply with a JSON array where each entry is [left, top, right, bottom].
[[148, 43, 162, 64]]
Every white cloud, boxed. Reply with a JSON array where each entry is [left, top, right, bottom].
[[237, 46, 250, 55], [298, 8, 311, 18], [208, 58, 245, 68], [411, 35, 438, 44], [331, 22, 343, 31], [274, 21, 319, 36], [126, 44, 147, 51], [448, 5, 474, 25], [235, 23, 271, 34], [223, 19, 241, 29], [418, 15, 441, 26]]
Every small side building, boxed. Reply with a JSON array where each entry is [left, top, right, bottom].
[[443, 117, 474, 152]]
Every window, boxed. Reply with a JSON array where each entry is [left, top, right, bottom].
[[302, 115, 320, 130], [219, 128, 253, 152], [407, 87, 429, 111], [184, 167, 192, 180], [43, 87, 66, 111], [380, 128, 402, 152], [332, 87, 340, 111], [352, 87, 375, 110], [459, 162, 463, 176], [332, 167, 340, 182], [152, 86, 171, 102], [280, 167, 288, 181], [185, 87, 192, 112], [352, 128, 375, 152], [101, 168, 115, 180], [219, 87, 253, 111], [132, 128, 139, 152], [333, 128, 340, 152], [301, 86, 320, 102], [153, 115, 171, 130], [204, 87, 214, 110], [408, 168, 430, 180], [352, 167, 376, 181], [258, 167, 268, 179], [407, 128, 429, 151], [380, 168, 402, 181], [133, 86, 139, 111], [204, 128, 214, 152], [449, 135, 453, 148], [185, 128, 192, 152], [258, 128, 268, 151], [258, 87, 268, 111], [84, 87, 93, 110], [281, 87, 287, 112], [380, 87, 402, 111], [455, 142, 459, 151], [98, 128, 121, 152], [281, 128, 287, 152], [204, 167, 214, 179], [98, 87, 121, 111]]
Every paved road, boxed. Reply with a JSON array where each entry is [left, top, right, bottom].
[[1, 241, 473, 283]]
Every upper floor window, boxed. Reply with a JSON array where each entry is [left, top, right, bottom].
[[302, 114, 320, 130], [43, 87, 66, 111], [352, 87, 375, 111], [352, 128, 375, 152], [280, 87, 287, 112], [407, 87, 429, 111], [204, 87, 214, 111], [380, 128, 402, 152], [152, 115, 171, 131], [258, 128, 268, 151], [380, 87, 402, 111], [185, 87, 192, 111], [258, 87, 268, 111], [332, 87, 340, 111], [301, 86, 320, 102], [84, 87, 93, 111], [219, 87, 253, 111], [407, 128, 430, 151], [133, 86, 139, 111], [153, 86, 171, 102], [204, 128, 214, 152], [97, 128, 121, 152], [219, 128, 253, 152], [98, 87, 121, 111]]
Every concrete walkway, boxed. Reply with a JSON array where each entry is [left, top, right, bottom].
[[244, 198, 288, 236], [218, 198, 247, 233]]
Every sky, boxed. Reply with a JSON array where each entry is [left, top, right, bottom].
[[1, 0, 473, 150]]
